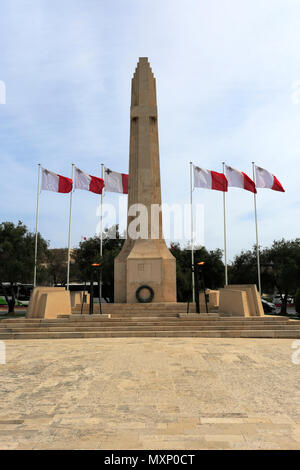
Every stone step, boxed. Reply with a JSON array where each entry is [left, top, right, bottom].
[[0, 320, 297, 330], [73, 306, 197, 313], [1, 314, 287, 323], [1, 315, 296, 340], [66, 317, 289, 324], [0, 320, 291, 328], [1, 329, 300, 340], [0, 319, 292, 327], [0, 324, 299, 333], [74, 309, 195, 313], [0, 319, 290, 327], [72, 310, 188, 317], [73, 304, 195, 311], [76, 304, 193, 307]]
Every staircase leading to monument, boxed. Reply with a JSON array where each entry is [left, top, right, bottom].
[[72, 302, 196, 316], [0, 309, 300, 339]]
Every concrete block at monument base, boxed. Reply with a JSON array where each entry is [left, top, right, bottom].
[[219, 288, 251, 317], [126, 256, 176, 303], [70, 291, 90, 308], [225, 284, 264, 317], [199, 289, 220, 312], [27, 287, 71, 319], [219, 284, 264, 317], [115, 239, 176, 303]]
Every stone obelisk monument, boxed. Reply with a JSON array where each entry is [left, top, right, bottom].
[[114, 58, 176, 303]]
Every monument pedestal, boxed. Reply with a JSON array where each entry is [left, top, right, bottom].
[[115, 239, 176, 303]]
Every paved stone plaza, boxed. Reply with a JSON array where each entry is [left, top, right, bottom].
[[0, 338, 300, 449]]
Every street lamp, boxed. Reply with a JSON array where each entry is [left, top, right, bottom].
[[90, 263, 102, 315], [194, 261, 208, 314]]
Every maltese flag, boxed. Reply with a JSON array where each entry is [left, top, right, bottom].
[[104, 167, 128, 194], [41, 168, 72, 193], [74, 167, 104, 194], [193, 166, 228, 192], [225, 165, 256, 194], [255, 166, 285, 192]]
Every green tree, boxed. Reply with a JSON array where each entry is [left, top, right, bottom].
[[171, 243, 225, 301], [262, 239, 300, 314], [170, 243, 192, 302], [0, 221, 49, 312], [46, 248, 68, 286], [73, 225, 124, 301], [229, 239, 300, 315], [229, 249, 258, 285]]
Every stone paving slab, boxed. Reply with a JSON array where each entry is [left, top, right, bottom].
[[0, 338, 299, 449]]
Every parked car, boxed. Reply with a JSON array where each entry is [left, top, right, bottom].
[[262, 299, 277, 314], [273, 295, 281, 305]]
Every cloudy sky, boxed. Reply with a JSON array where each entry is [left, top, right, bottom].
[[0, 0, 299, 261]]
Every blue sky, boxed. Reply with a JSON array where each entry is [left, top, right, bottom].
[[0, 0, 300, 261]]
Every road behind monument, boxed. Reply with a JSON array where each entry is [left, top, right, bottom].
[[0, 338, 299, 449]]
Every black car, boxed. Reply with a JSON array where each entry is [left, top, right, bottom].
[[261, 299, 277, 314]]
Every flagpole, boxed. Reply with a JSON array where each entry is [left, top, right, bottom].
[[33, 163, 41, 287], [99, 163, 104, 301], [190, 161, 195, 303], [252, 162, 262, 296], [66, 163, 75, 291], [222, 162, 228, 285]]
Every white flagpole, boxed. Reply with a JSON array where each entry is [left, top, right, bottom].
[[66, 163, 75, 290], [222, 162, 228, 285], [33, 163, 41, 287], [252, 162, 262, 296], [99, 163, 104, 301], [190, 162, 195, 303]]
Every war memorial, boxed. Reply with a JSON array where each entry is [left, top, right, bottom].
[[0, 58, 299, 335], [1, 58, 300, 452]]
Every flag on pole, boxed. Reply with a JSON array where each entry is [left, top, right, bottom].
[[225, 165, 256, 193], [74, 167, 104, 194], [193, 166, 228, 192], [255, 166, 285, 192], [41, 168, 72, 193], [104, 167, 128, 194]]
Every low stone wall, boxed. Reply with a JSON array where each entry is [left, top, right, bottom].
[[225, 284, 264, 317], [199, 289, 220, 312], [219, 288, 250, 316], [70, 291, 90, 308], [27, 287, 71, 319]]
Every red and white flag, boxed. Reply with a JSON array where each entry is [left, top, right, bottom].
[[104, 167, 128, 194], [225, 165, 256, 194], [74, 167, 104, 195], [41, 168, 72, 193], [255, 166, 285, 192], [193, 166, 228, 192]]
